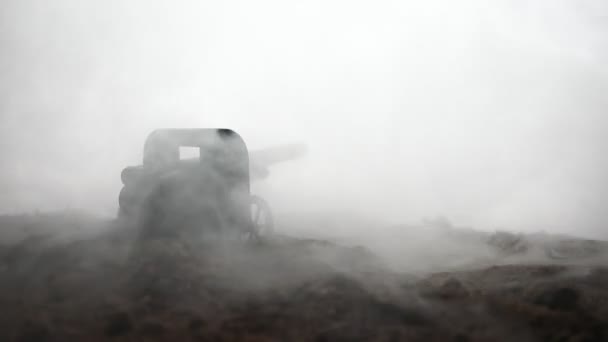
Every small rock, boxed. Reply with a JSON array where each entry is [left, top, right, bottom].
[[438, 278, 469, 299], [453, 333, 470, 342], [138, 321, 166, 337], [188, 318, 206, 331], [534, 287, 579, 311], [103, 311, 133, 337], [16, 320, 53, 342]]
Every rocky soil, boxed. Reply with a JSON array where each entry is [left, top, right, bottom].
[[0, 213, 607, 341]]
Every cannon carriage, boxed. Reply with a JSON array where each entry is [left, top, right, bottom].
[[119, 128, 288, 240]]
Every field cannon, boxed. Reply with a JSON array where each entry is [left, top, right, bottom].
[[118, 128, 305, 240]]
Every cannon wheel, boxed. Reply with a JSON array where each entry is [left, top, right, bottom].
[[248, 195, 274, 240]]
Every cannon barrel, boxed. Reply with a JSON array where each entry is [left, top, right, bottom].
[[120, 142, 307, 185], [249, 143, 307, 180]]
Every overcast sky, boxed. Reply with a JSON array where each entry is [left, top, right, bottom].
[[1, 0, 607, 238]]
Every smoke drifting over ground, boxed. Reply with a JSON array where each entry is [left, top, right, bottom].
[[1, 0, 608, 239], [4, 3, 608, 341]]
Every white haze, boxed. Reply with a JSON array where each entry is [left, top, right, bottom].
[[0, 0, 607, 239]]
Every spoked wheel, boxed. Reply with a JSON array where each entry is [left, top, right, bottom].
[[248, 195, 274, 240]]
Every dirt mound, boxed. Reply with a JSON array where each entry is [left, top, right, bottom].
[[1, 214, 608, 341]]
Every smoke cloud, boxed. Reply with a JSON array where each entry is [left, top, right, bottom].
[[1, 0, 607, 239]]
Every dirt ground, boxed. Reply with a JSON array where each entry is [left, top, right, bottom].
[[0, 213, 607, 341]]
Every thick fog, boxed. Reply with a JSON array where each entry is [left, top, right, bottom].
[[1, 0, 607, 238]]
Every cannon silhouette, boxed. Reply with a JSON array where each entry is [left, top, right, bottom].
[[118, 128, 305, 240]]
